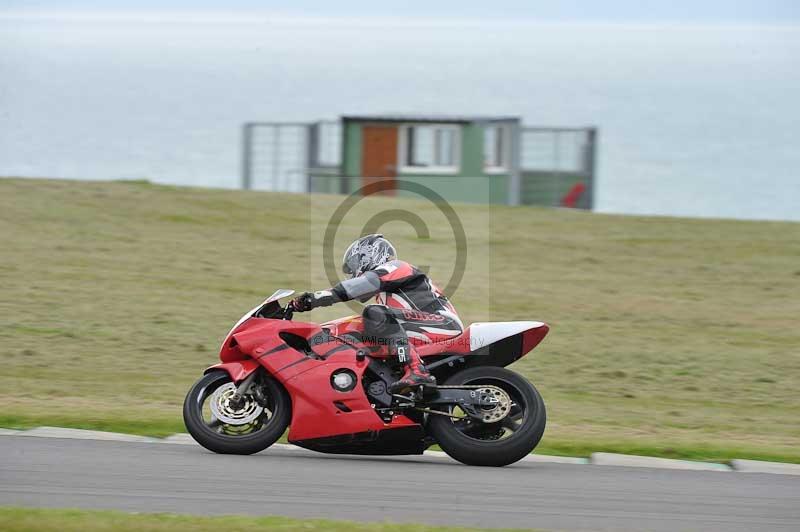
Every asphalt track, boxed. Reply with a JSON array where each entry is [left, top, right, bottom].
[[1, 435, 799, 531]]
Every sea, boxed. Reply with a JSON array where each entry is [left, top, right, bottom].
[[1, 13, 798, 221]]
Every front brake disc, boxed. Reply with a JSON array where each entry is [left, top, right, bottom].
[[209, 383, 264, 425]]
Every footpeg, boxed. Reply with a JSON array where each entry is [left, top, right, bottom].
[[416, 383, 438, 398]]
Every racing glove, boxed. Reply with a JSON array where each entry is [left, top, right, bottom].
[[290, 293, 313, 312], [290, 290, 339, 312]]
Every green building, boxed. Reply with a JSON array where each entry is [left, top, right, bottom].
[[331, 115, 521, 205]]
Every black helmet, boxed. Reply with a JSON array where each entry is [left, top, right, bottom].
[[342, 234, 397, 278]]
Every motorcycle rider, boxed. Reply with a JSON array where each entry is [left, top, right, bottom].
[[289, 234, 463, 393]]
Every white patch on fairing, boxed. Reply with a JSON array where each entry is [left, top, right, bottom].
[[407, 331, 433, 343], [420, 326, 462, 336], [468, 321, 546, 351]]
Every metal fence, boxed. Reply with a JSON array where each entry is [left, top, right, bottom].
[[241, 121, 340, 192], [520, 127, 597, 209]]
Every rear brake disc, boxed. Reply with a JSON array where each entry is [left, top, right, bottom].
[[471, 386, 512, 423]]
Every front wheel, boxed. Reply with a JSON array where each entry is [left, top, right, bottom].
[[183, 369, 291, 455], [427, 366, 546, 466]]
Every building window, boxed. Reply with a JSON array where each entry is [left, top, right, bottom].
[[400, 124, 460, 173], [484, 125, 509, 173]]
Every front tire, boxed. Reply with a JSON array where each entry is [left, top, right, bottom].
[[183, 369, 291, 455], [427, 366, 546, 466]]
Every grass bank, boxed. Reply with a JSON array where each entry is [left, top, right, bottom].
[[1, 178, 798, 463], [0, 507, 530, 532]]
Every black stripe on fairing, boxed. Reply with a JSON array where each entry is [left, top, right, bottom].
[[257, 344, 290, 359], [276, 356, 311, 372], [321, 344, 352, 358]]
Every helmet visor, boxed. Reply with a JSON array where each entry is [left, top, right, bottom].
[[343, 252, 361, 277]]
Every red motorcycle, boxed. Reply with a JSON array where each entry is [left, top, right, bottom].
[[184, 289, 549, 466]]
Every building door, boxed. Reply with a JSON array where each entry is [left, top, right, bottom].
[[361, 125, 398, 194]]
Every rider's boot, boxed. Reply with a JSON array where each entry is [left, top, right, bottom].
[[388, 340, 436, 393]]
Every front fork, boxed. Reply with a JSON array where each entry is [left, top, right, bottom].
[[227, 369, 259, 409]]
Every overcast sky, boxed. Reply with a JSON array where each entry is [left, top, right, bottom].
[[2, 0, 799, 23]]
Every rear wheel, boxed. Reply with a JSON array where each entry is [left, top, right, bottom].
[[183, 369, 291, 455], [427, 366, 546, 466]]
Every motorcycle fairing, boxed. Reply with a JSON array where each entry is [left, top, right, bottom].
[[219, 289, 295, 351], [282, 356, 418, 443], [468, 321, 546, 351], [209, 316, 421, 443], [458, 321, 550, 368], [291, 425, 426, 455], [205, 359, 261, 381], [207, 314, 548, 448]]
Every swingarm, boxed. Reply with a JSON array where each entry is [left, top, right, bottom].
[[391, 385, 512, 423]]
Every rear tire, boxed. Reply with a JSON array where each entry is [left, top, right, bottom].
[[427, 366, 546, 466], [183, 370, 291, 455]]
